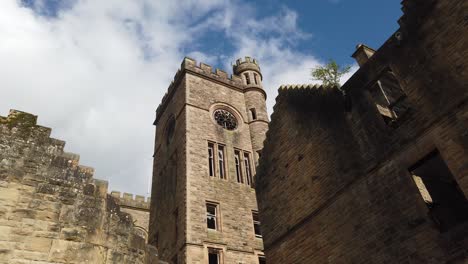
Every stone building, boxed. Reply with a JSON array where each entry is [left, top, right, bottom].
[[149, 57, 268, 263], [110, 191, 150, 241], [0, 110, 162, 264], [256, 0, 468, 263]]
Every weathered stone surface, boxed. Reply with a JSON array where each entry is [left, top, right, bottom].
[[256, 0, 468, 263], [151, 57, 267, 263], [0, 110, 162, 263]]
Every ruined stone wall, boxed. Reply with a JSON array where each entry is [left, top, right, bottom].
[[0, 110, 162, 264], [256, 0, 468, 263], [110, 191, 150, 241]]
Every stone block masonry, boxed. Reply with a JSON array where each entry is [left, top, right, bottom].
[[0, 110, 164, 264], [256, 0, 468, 263], [110, 191, 150, 241]]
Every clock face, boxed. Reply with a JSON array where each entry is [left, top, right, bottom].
[[213, 109, 237, 130]]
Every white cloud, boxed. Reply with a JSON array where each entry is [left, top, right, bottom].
[[0, 0, 333, 196]]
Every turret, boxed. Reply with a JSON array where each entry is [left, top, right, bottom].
[[234, 57, 269, 163], [233, 56, 263, 87]]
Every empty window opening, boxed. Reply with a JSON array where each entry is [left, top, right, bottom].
[[206, 203, 218, 230], [244, 153, 253, 186], [369, 68, 410, 125], [253, 73, 259, 85], [252, 211, 262, 237], [409, 150, 468, 232], [250, 108, 257, 120], [258, 256, 266, 264], [208, 248, 222, 264], [218, 145, 226, 179], [208, 143, 215, 177], [235, 151, 243, 183], [244, 73, 251, 85]]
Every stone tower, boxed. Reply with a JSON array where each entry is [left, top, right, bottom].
[[149, 57, 268, 264]]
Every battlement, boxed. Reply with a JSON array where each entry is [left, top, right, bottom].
[[110, 191, 150, 211], [233, 56, 261, 76], [274, 84, 342, 111], [235, 56, 259, 66], [155, 57, 245, 124]]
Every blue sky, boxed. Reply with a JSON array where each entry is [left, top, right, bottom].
[[1, 0, 403, 196]]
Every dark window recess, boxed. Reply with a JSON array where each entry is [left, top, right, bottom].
[[369, 69, 410, 125], [166, 118, 175, 145], [244, 73, 251, 85], [208, 248, 221, 264], [244, 153, 253, 186], [235, 151, 243, 183], [208, 143, 215, 176], [253, 211, 262, 237], [218, 146, 226, 179], [253, 73, 259, 84], [250, 108, 257, 120], [409, 150, 468, 232], [258, 256, 266, 264], [206, 203, 218, 230]]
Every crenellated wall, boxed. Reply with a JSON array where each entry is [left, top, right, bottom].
[[110, 191, 150, 241], [155, 57, 268, 124], [0, 110, 164, 264]]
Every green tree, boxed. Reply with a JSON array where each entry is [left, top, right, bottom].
[[311, 59, 351, 87]]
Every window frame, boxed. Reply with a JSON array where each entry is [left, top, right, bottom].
[[207, 247, 223, 264], [244, 152, 253, 186], [234, 150, 243, 183], [244, 73, 251, 85], [208, 142, 216, 177], [252, 211, 262, 238], [206, 202, 220, 231], [217, 145, 227, 179]]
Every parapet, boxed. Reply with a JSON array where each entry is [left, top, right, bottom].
[[275, 84, 343, 112], [155, 57, 245, 124], [110, 191, 150, 211], [233, 56, 262, 76]]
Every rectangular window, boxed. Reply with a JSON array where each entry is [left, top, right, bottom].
[[244, 73, 251, 85], [252, 211, 261, 237], [208, 248, 222, 264], [234, 150, 243, 183], [258, 256, 266, 264], [208, 143, 215, 177], [369, 68, 409, 126], [206, 203, 218, 230], [218, 145, 226, 179], [250, 108, 257, 120], [244, 153, 253, 186], [409, 150, 468, 232], [253, 73, 258, 84]]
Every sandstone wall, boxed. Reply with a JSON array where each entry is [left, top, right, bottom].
[[0, 110, 162, 264], [256, 0, 468, 263], [110, 191, 150, 241], [151, 57, 265, 263]]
